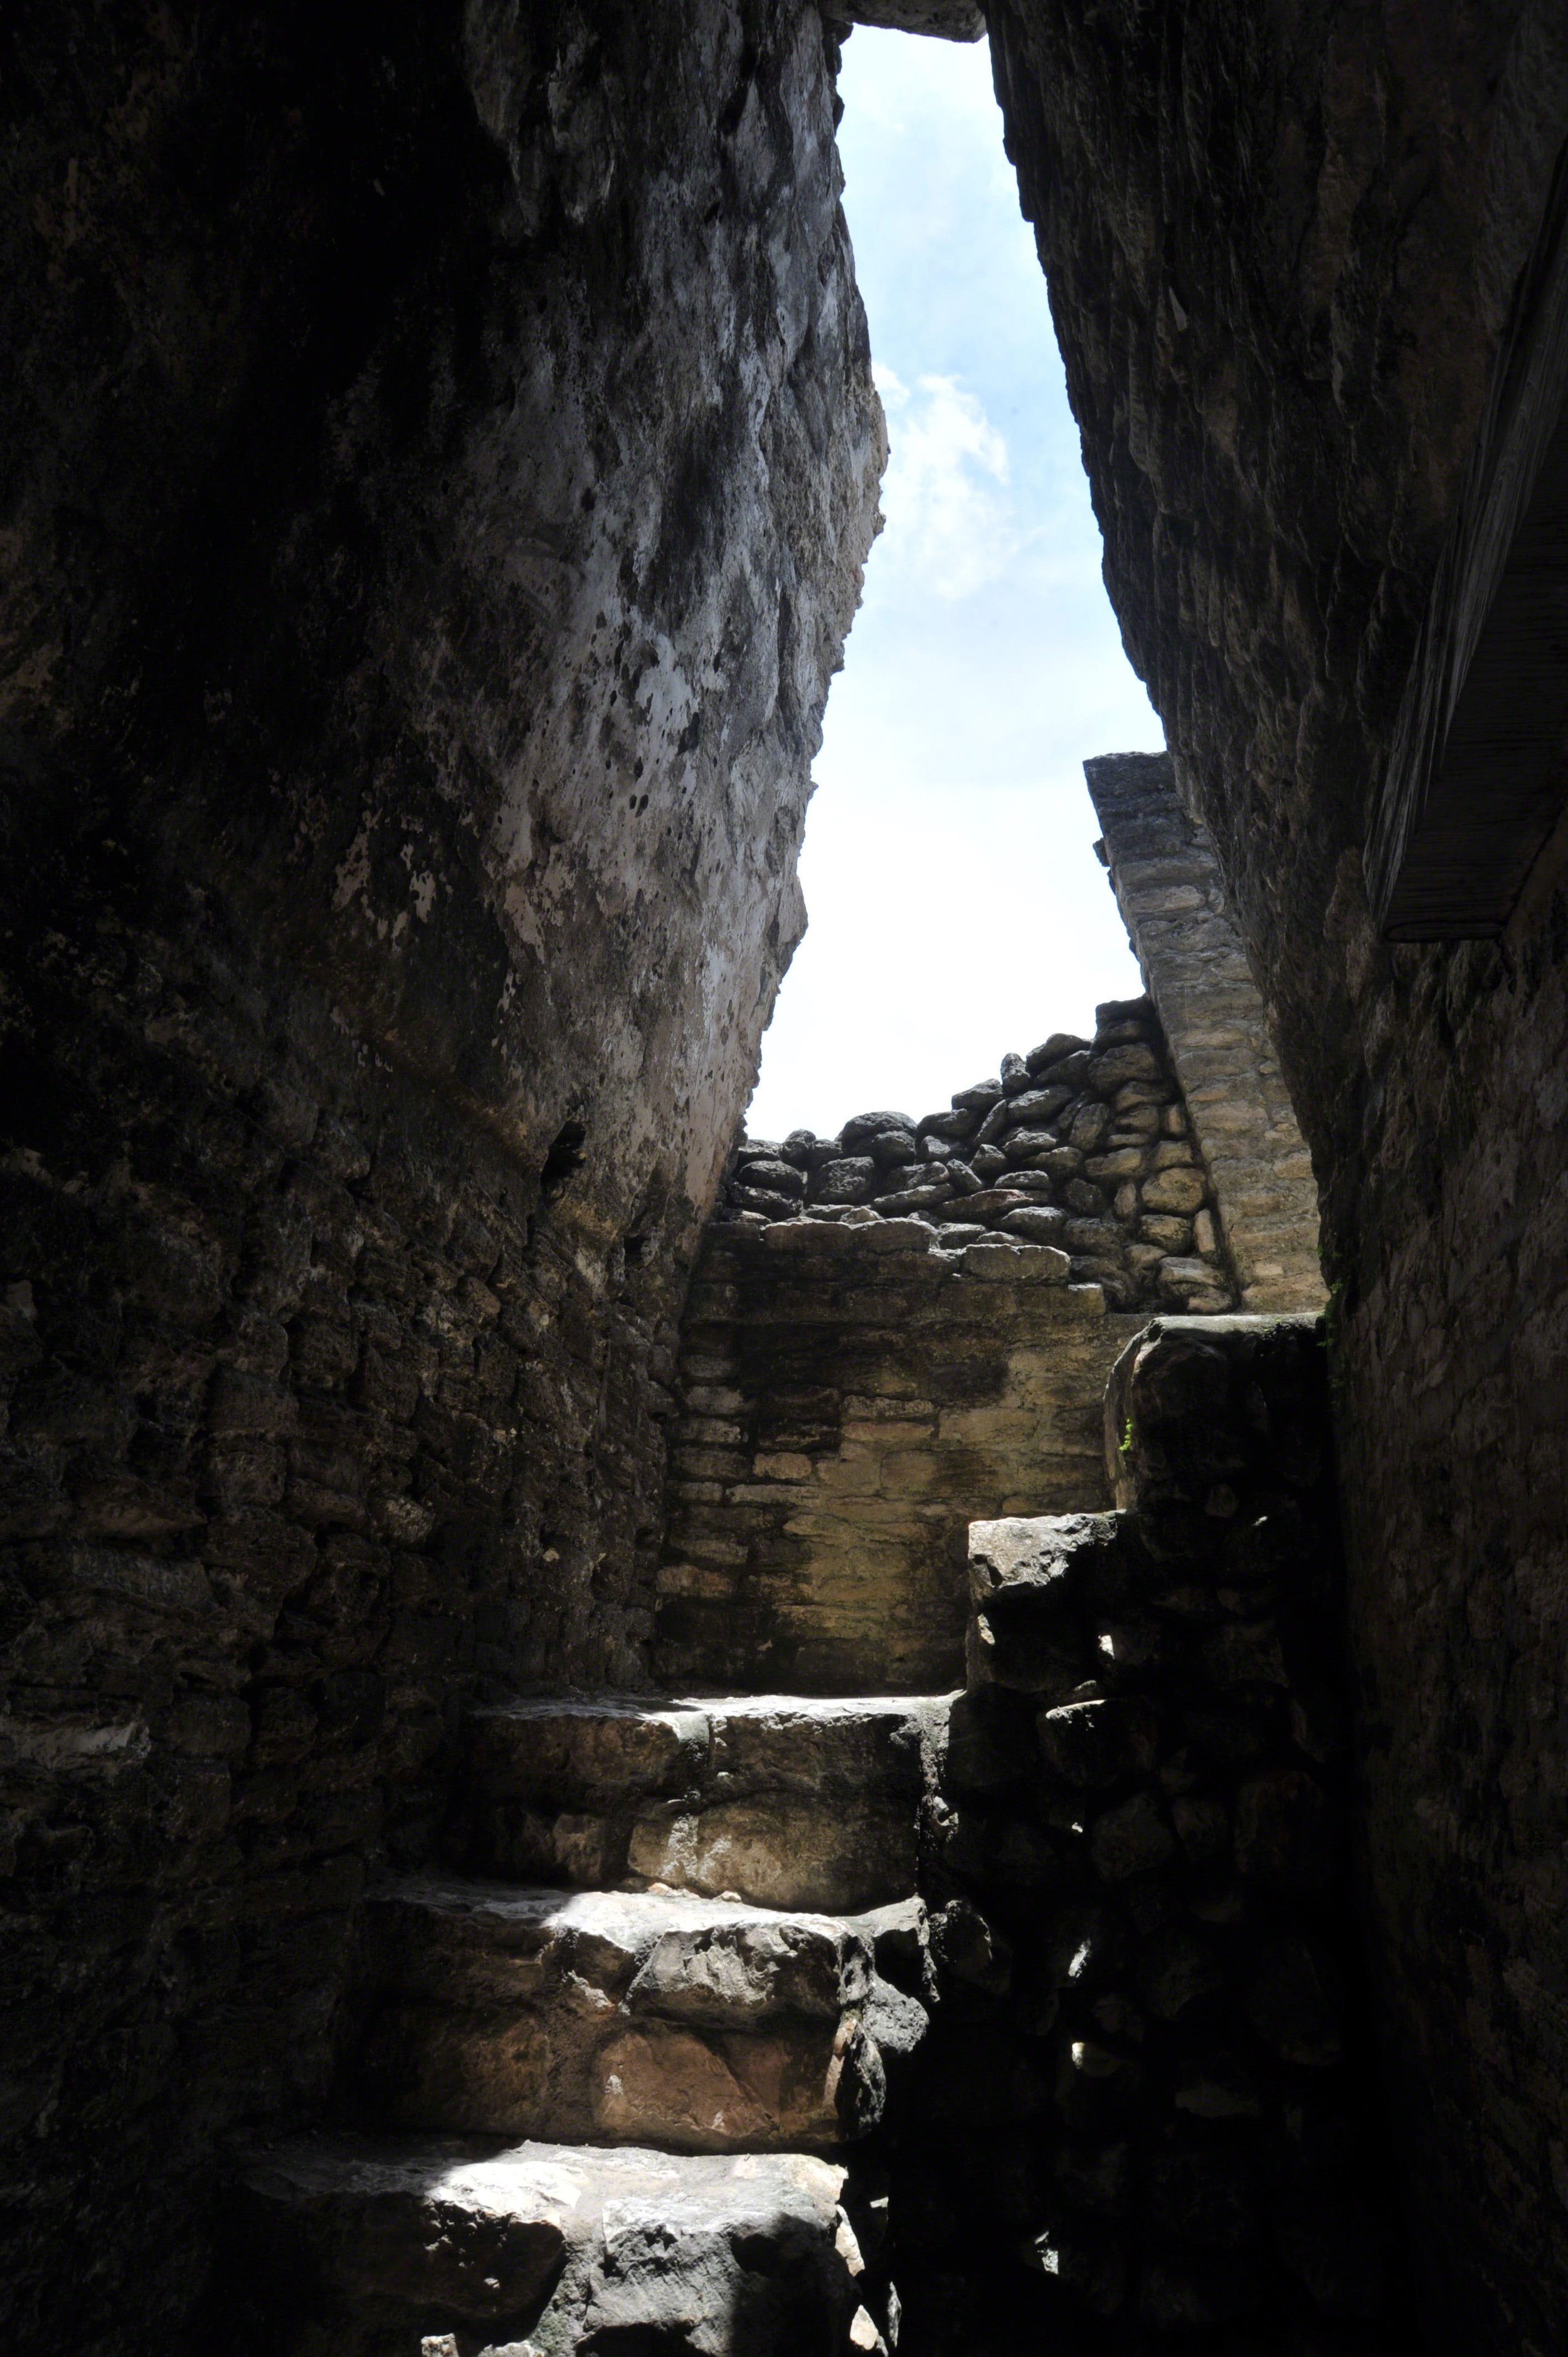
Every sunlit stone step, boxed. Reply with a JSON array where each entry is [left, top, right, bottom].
[[354, 1873, 921, 2154], [233, 2130, 879, 2356], [452, 1690, 952, 1913]]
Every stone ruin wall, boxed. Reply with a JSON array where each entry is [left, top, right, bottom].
[[0, 4, 880, 2347], [898, 1315, 1405, 2353], [660, 992, 1243, 1697], [985, 4, 1568, 2344], [1086, 753, 1325, 1320], [660, 939, 1325, 1699], [659, 1230, 1144, 1695], [719, 995, 1234, 1312]]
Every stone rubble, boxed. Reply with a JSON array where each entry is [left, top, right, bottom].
[[720, 996, 1238, 1316]]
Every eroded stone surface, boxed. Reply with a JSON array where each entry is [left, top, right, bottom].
[[455, 1692, 948, 1911], [354, 1875, 906, 2152], [233, 2132, 864, 2356]]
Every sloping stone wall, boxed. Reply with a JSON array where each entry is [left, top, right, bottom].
[[1086, 753, 1325, 1314], [0, 4, 881, 2348]]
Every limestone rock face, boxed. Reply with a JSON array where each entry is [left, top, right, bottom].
[[2, 1, 883, 1241], [233, 2132, 866, 2356]]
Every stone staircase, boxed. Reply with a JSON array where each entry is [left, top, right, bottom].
[[228, 1316, 1404, 2355], [231, 1695, 949, 2354]]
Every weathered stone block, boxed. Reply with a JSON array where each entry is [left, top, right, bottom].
[[235, 2135, 864, 2356], [357, 1876, 893, 2154]]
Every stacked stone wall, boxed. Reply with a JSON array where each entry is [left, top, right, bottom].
[[663, 990, 1307, 1696], [1086, 755, 1325, 1317], [895, 1316, 1403, 2353], [718, 995, 1237, 1315]]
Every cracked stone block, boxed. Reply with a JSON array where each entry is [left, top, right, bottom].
[[455, 1693, 947, 1913]]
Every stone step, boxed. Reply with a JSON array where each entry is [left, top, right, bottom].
[[353, 1873, 925, 2154], [964, 1511, 1128, 1696], [233, 2129, 885, 2356], [452, 1690, 951, 1913]]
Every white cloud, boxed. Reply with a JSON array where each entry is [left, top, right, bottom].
[[877, 373, 1017, 601]]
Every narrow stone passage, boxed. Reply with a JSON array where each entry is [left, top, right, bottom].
[[227, 1314, 1403, 2356]]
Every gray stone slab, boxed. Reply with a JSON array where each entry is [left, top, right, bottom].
[[235, 2131, 866, 2356]]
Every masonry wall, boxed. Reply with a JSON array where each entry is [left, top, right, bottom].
[[717, 995, 1237, 1314], [0, 4, 881, 2347], [985, 6, 1568, 2346], [657, 1220, 1144, 1693], [659, 994, 1258, 1695], [1086, 755, 1325, 1317], [898, 1317, 1404, 2354]]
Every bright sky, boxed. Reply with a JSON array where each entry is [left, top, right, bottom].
[[744, 26, 1163, 1142]]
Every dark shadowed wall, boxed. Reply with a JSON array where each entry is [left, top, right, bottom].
[[985, 3, 1568, 2347], [0, 2, 880, 2344]]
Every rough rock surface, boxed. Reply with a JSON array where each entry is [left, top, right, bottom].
[[0, 3, 881, 2345], [453, 1692, 947, 1912], [352, 1875, 895, 2153], [233, 2132, 867, 2356], [985, 4, 1568, 2341]]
